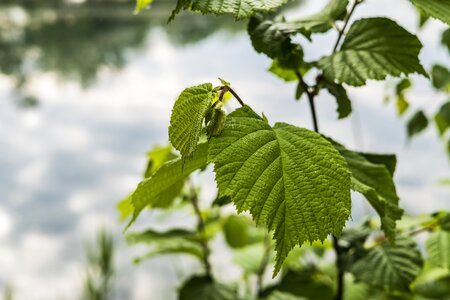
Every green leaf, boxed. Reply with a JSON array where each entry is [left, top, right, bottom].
[[289, 0, 349, 35], [127, 229, 204, 262], [178, 276, 238, 300], [268, 60, 311, 82], [431, 65, 450, 92], [442, 28, 450, 52], [261, 267, 335, 299], [396, 78, 412, 95], [324, 81, 352, 119], [411, 0, 450, 25], [233, 243, 270, 274], [407, 110, 429, 138], [318, 18, 426, 86], [117, 195, 133, 222], [209, 106, 351, 275], [144, 145, 178, 178], [439, 213, 450, 231], [223, 215, 250, 248], [134, 0, 153, 14], [426, 230, 450, 270], [359, 153, 397, 176], [263, 291, 307, 300], [206, 108, 226, 140], [434, 102, 450, 137], [133, 240, 204, 263], [129, 142, 209, 227], [170, 0, 289, 21], [412, 268, 450, 299], [396, 95, 410, 117], [333, 143, 403, 243], [169, 83, 214, 158], [352, 237, 423, 292], [248, 15, 303, 68]]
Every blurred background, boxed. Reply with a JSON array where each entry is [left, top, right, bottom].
[[0, 0, 448, 299]]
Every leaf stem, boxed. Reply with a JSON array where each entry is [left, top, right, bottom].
[[219, 86, 245, 107], [256, 232, 271, 297], [189, 183, 213, 278], [332, 0, 362, 52]]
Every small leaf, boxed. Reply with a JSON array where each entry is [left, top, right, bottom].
[[169, 0, 289, 21], [396, 78, 412, 95], [324, 81, 352, 119], [178, 276, 238, 300], [223, 215, 249, 248], [333, 142, 403, 243], [268, 60, 310, 82], [134, 240, 204, 263], [351, 237, 423, 291], [411, 0, 450, 25], [169, 83, 215, 158], [318, 18, 426, 86], [434, 102, 450, 137], [295, 82, 305, 100], [431, 64, 450, 92], [134, 0, 153, 14], [206, 108, 226, 139], [396, 95, 410, 116], [129, 143, 209, 227], [126, 228, 195, 244], [209, 106, 351, 276], [407, 110, 428, 138], [426, 230, 450, 270]]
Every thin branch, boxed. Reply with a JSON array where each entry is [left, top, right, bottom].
[[189, 183, 213, 278], [332, 0, 362, 52], [256, 232, 271, 297], [219, 86, 245, 107], [295, 71, 319, 132]]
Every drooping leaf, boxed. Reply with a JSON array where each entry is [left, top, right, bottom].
[[134, 0, 154, 14], [318, 18, 426, 86], [407, 110, 429, 138], [434, 102, 450, 137], [426, 230, 450, 270], [144, 145, 178, 178], [178, 276, 239, 300], [351, 237, 423, 292], [412, 268, 450, 299], [431, 64, 450, 92], [209, 106, 351, 275], [333, 143, 403, 243], [170, 0, 289, 21], [411, 0, 450, 25], [289, 0, 349, 35], [324, 81, 352, 119], [169, 83, 214, 158], [248, 15, 304, 69], [129, 142, 209, 227]]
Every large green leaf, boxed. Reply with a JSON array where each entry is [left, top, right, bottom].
[[178, 276, 238, 300], [411, 0, 450, 25], [407, 110, 429, 139], [209, 106, 351, 275], [435, 102, 450, 137], [352, 237, 423, 292], [289, 0, 348, 35], [170, 0, 289, 21], [318, 18, 426, 86], [169, 83, 214, 158], [333, 143, 403, 243], [248, 15, 303, 68], [129, 142, 209, 226], [426, 230, 450, 270]]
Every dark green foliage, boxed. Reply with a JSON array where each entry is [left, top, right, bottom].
[[407, 110, 429, 138]]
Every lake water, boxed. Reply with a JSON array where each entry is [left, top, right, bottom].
[[0, 0, 449, 299]]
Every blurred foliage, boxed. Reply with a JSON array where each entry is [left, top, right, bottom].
[[83, 229, 115, 300]]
